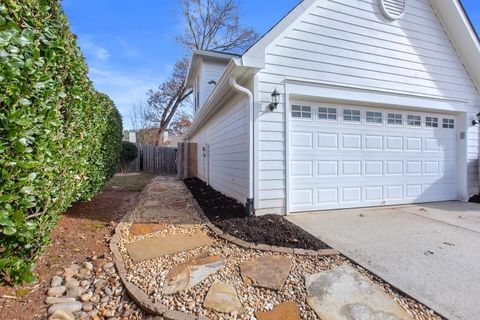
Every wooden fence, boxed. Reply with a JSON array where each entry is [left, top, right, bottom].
[[123, 144, 177, 176]]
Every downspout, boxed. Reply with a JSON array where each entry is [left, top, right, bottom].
[[229, 75, 255, 216]]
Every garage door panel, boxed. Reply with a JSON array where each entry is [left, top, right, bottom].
[[289, 103, 458, 212]]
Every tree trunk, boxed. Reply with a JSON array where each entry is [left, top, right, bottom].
[[155, 126, 166, 146]]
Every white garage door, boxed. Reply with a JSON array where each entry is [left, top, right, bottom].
[[289, 102, 458, 212]]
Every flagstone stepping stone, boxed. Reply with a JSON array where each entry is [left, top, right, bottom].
[[255, 301, 301, 320], [144, 200, 163, 207], [128, 223, 166, 237], [163, 255, 225, 294], [239, 255, 292, 290], [125, 233, 213, 263], [305, 264, 415, 320], [203, 281, 244, 314], [141, 207, 188, 219]]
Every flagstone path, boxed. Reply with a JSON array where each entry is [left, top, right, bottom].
[[113, 176, 440, 320]]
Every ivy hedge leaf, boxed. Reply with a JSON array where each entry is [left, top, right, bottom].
[[0, 0, 122, 285]]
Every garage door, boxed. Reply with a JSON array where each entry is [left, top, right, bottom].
[[289, 102, 458, 212]]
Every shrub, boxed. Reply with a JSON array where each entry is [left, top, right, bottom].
[[120, 142, 139, 173], [0, 0, 122, 284]]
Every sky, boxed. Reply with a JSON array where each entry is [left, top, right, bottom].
[[61, 0, 480, 130]]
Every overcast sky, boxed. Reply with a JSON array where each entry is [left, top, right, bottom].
[[61, 0, 480, 129]]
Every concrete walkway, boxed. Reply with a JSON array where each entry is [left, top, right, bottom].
[[287, 201, 480, 320]]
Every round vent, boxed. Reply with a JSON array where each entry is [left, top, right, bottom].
[[380, 0, 407, 20]]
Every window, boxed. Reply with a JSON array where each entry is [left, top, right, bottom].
[[443, 118, 455, 129], [318, 107, 337, 120], [407, 115, 421, 126], [366, 111, 383, 124], [426, 117, 439, 127], [387, 113, 403, 125], [194, 78, 200, 111], [291, 105, 312, 119], [343, 109, 361, 122]]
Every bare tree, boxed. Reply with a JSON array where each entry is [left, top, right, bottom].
[[170, 112, 193, 136], [146, 0, 258, 145], [177, 0, 258, 53], [146, 58, 192, 145], [130, 102, 148, 130]]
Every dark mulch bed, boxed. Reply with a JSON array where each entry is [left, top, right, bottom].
[[469, 194, 480, 203], [184, 178, 330, 250]]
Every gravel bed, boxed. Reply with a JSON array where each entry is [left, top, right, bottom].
[[118, 222, 443, 320], [118, 223, 342, 320]]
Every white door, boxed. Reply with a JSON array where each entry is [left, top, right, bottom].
[[289, 102, 458, 212]]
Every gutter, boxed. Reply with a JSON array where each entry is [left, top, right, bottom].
[[229, 76, 255, 216]]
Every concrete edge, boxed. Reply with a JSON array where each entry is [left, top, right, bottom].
[[181, 181, 340, 258]]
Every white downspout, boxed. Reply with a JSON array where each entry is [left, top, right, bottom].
[[229, 75, 255, 216]]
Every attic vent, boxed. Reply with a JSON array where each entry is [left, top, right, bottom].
[[380, 0, 407, 20]]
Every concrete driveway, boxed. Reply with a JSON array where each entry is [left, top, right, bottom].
[[287, 201, 480, 320]]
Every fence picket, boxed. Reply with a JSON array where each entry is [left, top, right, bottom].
[[119, 143, 177, 175]]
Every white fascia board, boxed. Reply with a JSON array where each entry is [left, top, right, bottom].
[[430, 0, 480, 92], [285, 78, 471, 113], [241, 0, 318, 68], [184, 60, 238, 140], [184, 58, 259, 140]]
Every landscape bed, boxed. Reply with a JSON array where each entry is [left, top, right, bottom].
[[183, 178, 330, 250]]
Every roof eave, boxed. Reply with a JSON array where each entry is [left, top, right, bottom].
[[185, 50, 240, 88], [430, 0, 480, 92]]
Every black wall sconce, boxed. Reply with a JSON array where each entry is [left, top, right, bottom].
[[472, 112, 480, 126], [268, 89, 281, 111]]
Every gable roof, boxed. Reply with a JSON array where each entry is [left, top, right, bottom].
[[185, 50, 240, 88], [239, 0, 480, 91], [432, 0, 480, 90]]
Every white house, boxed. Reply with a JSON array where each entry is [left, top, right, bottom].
[[184, 0, 480, 216]]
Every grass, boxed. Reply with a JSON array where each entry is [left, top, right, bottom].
[[104, 172, 154, 192], [87, 221, 105, 231], [15, 288, 29, 298]]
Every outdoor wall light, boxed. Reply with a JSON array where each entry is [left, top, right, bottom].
[[472, 112, 480, 126], [208, 80, 217, 85], [268, 89, 281, 111]]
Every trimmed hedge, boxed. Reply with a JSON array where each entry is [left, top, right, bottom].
[[0, 0, 122, 284], [120, 142, 139, 173]]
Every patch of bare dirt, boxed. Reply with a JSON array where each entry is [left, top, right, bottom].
[[0, 180, 147, 320]]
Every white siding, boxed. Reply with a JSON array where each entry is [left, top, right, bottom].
[[256, 0, 480, 214], [191, 95, 249, 204], [198, 60, 229, 107]]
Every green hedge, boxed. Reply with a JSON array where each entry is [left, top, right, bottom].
[[0, 0, 122, 284]]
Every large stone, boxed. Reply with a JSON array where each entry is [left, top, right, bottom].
[[129, 223, 166, 237], [50, 276, 63, 287], [64, 277, 79, 289], [47, 286, 66, 297], [45, 297, 76, 305], [163, 255, 225, 294], [47, 301, 82, 314], [255, 301, 301, 320], [240, 255, 292, 290], [126, 233, 213, 263], [163, 310, 197, 320], [305, 264, 415, 320], [141, 207, 188, 219], [65, 286, 83, 298], [48, 310, 75, 320], [203, 281, 244, 314]]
